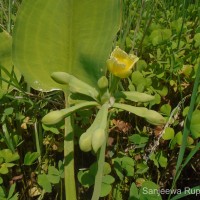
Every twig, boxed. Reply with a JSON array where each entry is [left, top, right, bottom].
[[145, 94, 191, 162]]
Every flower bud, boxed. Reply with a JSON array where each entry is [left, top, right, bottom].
[[79, 131, 93, 152], [42, 110, 65, 125], [97, 76, 108, 89], [92, 128, 106, 153]]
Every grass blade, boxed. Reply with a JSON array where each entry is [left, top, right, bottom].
[[169, 63, 200, 198]]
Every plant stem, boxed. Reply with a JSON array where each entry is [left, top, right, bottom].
[[91, 139, 106, 200], [109, 75, 120, 95], [34, 120, 41, 163], [64, 92, 77, 200], [92, 111, 111, 200], [176, 0, 186, 50], [8, 0, 11, 33]]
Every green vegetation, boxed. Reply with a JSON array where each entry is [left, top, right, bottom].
[[0, 0, 200, 199]]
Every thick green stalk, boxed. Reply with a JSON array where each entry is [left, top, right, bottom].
[[92, 111, 111, 200], [109, 75, 120, 95], [64, 92, 77, 200], [91, 138, 107, 200]]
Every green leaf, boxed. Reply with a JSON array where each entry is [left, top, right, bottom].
[[0, 186, 5, 198], [4, 107, 14, 116], [129, 182, 139, 200], [113, 185, 123, 200], [113, 159, 124, 180], [102, 175, 115, 185], [113, 103, 166, 125], [13, 0, 121, 91], [136, 163, 149, 174], [162, 127, 175, 140], [51, 72, 99, 99], [89, 162, 98, 176], [42, 124, 60, 134], [38, 174, 52, 193], [187, 136, 194, 146], [171, 131, 194, 149], [155, 86, 168, 97], [182, 106, 189, 117], [47, 173, 60, 184], [149, 93, 161, 106], [77, 170, 94, 188], [149, 153, 159, 168], [0, 162, 15, 175], [42, 101, 98, 125], [149, 29, 172, 46], [114, 156, 135, 177], [160, 104, 171, 116], [7, 183, 16, 199], [8, 193, 19, 200], [103, 162, 111, 175], [0, 164, 9, 174], [68, 92, 95, 105], [4, 163, 15, 168], [190, 110, 200, 139], [171, 18, 183, 33], [24, 152, 40, 166], [125, 165, 134, 176], [47, 166, 60, 184], [48, 166, 60, 176], [0, 149, 19, 163], [58, 160, 64, 178], [175, 131, 183, 145], [181, 65, 193, 77], [139, 181, 162, 200], [128, 134, 148, 145], [158, 151, 168, 168], [136, 60, 147, 72], [115, 91, 155, 103], [122, 157, 134, 168], [131, 71, 147, 89], [121, 156, 135, 176], [156, 72, 164, 79], [100, 183, 112, 197], [170, 136, 177, 150], [194, 33, 200, 47]]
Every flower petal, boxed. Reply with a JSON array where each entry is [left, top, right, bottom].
[[107, 46, 139, 78]]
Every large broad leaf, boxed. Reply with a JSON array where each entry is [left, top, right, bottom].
[[0, 30, 20, 97], [12, 0, 121, 91]]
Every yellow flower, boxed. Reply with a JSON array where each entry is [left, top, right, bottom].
[[106, 46, 139, 78]]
